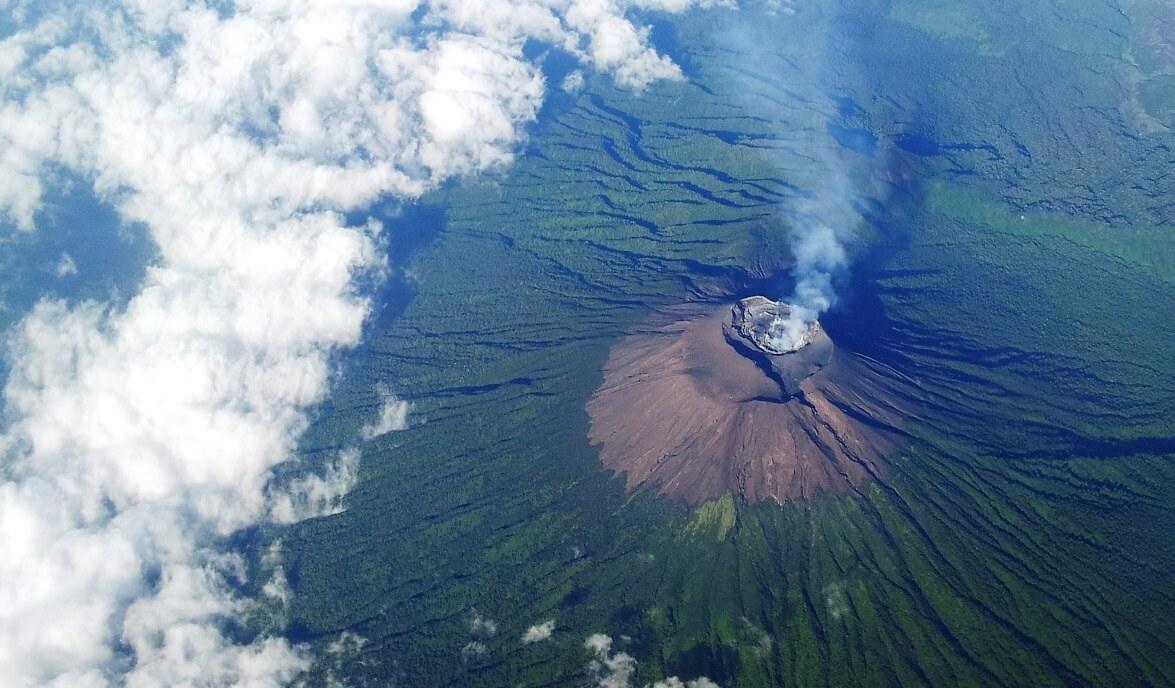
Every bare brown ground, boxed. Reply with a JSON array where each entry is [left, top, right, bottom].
[[587, 302, 920, 504]]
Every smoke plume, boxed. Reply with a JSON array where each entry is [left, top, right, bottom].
[[706, 9, 865, 353], [767, 218, 846, 351]]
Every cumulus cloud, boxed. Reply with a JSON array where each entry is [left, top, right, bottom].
[[469, 611, 499, 638], [0, 0, 713, 685], [563, 69, 586, 93], [429, 0, 735, 90], [55, 252, 77, 276], [361, 384, 412, 440], [587, 634, 639, 688], [651, 678, 722, 688], [268, 448, 361, 524], [461, 641, 488, 660], [523, 619, 556, 643], [586, 634, 719, 688], [825, 582, 850, 620], [261, 542, 293, 608], [322, 632, 367, 688]]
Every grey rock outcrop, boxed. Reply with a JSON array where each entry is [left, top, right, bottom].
[[723, 296, 833, 398]]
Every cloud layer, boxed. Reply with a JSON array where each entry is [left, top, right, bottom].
[[0, 0, 713, 684]]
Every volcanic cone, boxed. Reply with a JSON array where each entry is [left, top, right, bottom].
[[587, 298, 921, 504]]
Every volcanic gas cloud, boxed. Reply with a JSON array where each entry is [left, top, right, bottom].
[[587, 296, 921, 504]]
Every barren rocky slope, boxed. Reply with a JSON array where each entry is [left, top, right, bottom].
[[588, 299, 924, 504]]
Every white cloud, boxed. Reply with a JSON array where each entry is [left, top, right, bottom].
[[0, 0, 717, 685], [469, 611, 499, 638], [523, 619, 556, 643], [362, 385, 412, 440], [563, 69, 586, 93], [585, 634, 720, 688], [462, 641, 488, 660], [427, 0, 737, 90], [565, 1, 683, 89], [326, 631, 367, 658], [260, 542, 292, 608], [650, 678, 722, 688], [587, 634, 638, 688], [322, 632, 368, 688], [825, 582, 849, 620], [120, 560, 312, 688], [55, 252, 76, 276], [268, 448, 361, 525]]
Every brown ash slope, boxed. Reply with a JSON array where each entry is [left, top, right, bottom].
[[587, 299, 925, 505]]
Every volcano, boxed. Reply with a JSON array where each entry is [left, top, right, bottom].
[[587, 297, 922, 504]]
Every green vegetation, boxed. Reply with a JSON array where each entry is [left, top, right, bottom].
[[686, 493, 737, 543], [271, 2, 1175, 686], [889, 0, 999, 55], [925, 181, 1175, 283]]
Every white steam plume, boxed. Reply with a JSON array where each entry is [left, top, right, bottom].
[[0, 0, 713, 684], [707, 8, 865, 354], [767, 218, 846, 351]]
